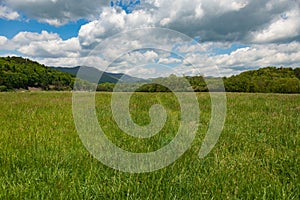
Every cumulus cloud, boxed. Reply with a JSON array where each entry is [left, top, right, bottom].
[[2, 0, 299, 43], [12, 31, 60, 45], [251, 8, 300, 43], [0, 36, 8, 46], [37, 55, 104, 68], [1, 31, 81, 60], [0, 5, 19, 20], [1, 31, 61, 51], [18, 37, 81, 58], [158, 57, 181, 65], [108, 50, 159, 72], [2, 28, 300, 76], [75, 0, 300, 50], [180, 41, 300, 76], [78, 7, 154, 48], [169, 0, 298, 43], [2, 0, 110, 25]]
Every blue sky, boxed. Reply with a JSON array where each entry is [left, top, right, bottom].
[[212, 44, 250, 56], [0, 0, 299, 77], [0, 18, 87, 40], [0, 0, 140, 39]]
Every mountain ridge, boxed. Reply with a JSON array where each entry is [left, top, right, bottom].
[[51, 66, 146, 84]]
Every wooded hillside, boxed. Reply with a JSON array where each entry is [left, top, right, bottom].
[[0, 57, 74, 91], [1, 56, 300, 93], [224, 67, 300, 93]]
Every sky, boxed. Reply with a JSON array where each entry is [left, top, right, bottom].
[[0, 0, 300, 77]]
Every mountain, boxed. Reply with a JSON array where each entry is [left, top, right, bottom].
[[51, 66, 146, 84], [0, 56, 146, 92]]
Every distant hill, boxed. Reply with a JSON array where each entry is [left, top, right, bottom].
[[0, 56, 74, 91], [96, 67, 300, 93], [224, 67, 300, 93], [51, 66, 146, 84], [1, 56, 300, 93], [0, 56, 146, 91]]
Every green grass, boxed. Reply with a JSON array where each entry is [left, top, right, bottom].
[[0, 92, 299, 199]]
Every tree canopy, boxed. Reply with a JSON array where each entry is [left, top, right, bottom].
[[224, 67, 300, 93], [0, 57, 74, 91], [1, 56, 299, 93]]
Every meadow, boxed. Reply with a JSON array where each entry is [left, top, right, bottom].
[[0, 92, 299, 199]]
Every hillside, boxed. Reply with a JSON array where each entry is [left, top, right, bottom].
[[51, 66, 146, 84], [224, 67, 300, 93], [0, 57, 74, 91], [96, 67, 300, 93], [1, 56, 300, 93]]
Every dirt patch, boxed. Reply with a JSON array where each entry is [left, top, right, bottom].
[[28, 87, 42, 91]]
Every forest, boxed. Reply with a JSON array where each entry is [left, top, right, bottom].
[[1, 56, 300, 93], [223, 67, 300, 93], [97, 67, 300, 93], [0, 57, 74, 91]]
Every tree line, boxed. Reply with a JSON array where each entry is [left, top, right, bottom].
[[1, 56, 300, 93], [96, 67, 300, 94], [223, 67, 300, 93], [0, 57, 74, 91]]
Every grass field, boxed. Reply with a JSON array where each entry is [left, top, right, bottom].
[[0, 92, 299, 199]]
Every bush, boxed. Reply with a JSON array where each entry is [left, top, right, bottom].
[[0, 85, 7, 92]]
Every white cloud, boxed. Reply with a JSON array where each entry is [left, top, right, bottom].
[[18, 37, 81, 58], [0, 31, 81, 59], [78, 0, 232, 47], [37, 55, 105, 68], [0, 36, 8, 46], [12, 31, 60, 46], [0, 5, 19, 20], [108, 64, 158, 79], [181, 41, 300, 77], [110, 50, 159, 70], [78, 7, 155, 48], [2, 26, 300, 77], [78, 8, 127, 47], [2, 0, 299, 43], [158, 57, 182, 65], [42, 18, 69, 27], [0, 31, 64, 53], [251, 8, 300, 43]]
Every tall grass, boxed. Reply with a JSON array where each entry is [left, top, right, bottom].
[[0, 92, 299, 199]]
